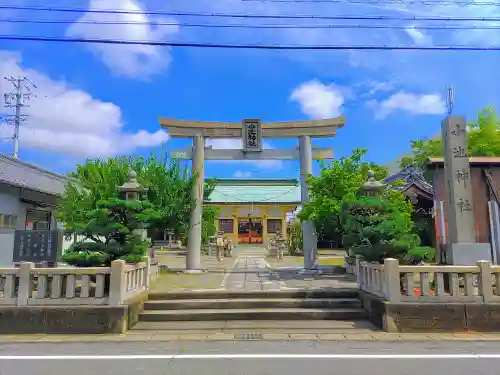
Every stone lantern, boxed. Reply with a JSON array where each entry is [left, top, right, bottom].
[[118, 169, 148, 201], [361, 170, 385, 197], [118, 169, 149, 243]]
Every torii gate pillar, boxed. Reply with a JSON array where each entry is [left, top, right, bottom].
[[299, 135, 316, 269], [186, 134, 205, 272]]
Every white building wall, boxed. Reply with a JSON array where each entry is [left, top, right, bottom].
[[0, 184, 22, 266]]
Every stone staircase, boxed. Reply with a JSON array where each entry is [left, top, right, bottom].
[[136, 289, 368, 325]]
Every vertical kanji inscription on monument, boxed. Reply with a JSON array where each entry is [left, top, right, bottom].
[[441, 116, 476, 245]]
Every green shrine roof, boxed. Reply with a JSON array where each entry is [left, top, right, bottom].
[[206, 179, 301, 204]]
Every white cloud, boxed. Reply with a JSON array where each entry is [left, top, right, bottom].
[[67, 0, 179, 79], [290, 80, 345, 119], [206, 138, 282, 171], [405, 27, 432, 46], [368, 91, 446, 119], [366, 81, 395, 96], [233, 170, 252, 178], [0, 51, 168, 157]]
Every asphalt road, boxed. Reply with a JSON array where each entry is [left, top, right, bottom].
[[1, 340, 500, 375]]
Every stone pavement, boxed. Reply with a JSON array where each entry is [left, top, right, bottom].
[[2, 331, 500, 343], [222, 245, 356, 292], [154, 245, 356, 293]]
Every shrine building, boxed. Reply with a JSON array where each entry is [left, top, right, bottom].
[[205, 178, 301, 245]]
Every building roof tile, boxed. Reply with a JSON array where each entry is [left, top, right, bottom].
[[206, 179, 301, 204], [0, 153, 74, 196]]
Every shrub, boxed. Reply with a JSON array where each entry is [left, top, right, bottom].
[[341, 195, 416, 263], [404, 246, 436, 265], [61, 243, 110, 267]]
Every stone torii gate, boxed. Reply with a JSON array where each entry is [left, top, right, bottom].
[[158, 117, 346, 272]]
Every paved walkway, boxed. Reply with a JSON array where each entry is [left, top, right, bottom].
[[152, 245, 356, 293], [1, 331, 500, 343], [222, 245, 355, 292], [224, 246, 286, 291]]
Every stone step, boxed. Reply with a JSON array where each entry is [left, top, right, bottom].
[[139, 307, 368, 321], [132, 320, 377, 332], [147, 289, 358, 301], [143, 298, 361, 310]]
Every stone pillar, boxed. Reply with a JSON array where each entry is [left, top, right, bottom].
[[299, 135, 317, 269], [232, 215, 238, 237], [441, 116, 491, 264], [186, 135, 205, 272], [263, 217, 268, 244]]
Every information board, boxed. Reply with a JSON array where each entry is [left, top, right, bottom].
[[13, 230, 63, 263]]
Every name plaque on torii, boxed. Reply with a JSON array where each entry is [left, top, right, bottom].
[[242, 118, 262, 153]]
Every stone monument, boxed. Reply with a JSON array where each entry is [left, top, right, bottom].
[[440, 116, 491, 264]]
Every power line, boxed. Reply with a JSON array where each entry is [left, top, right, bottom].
[[2, 5, 500, 22], [4, 18, 500, 30], [1, 76, 37, 159], [241, 0, 500, 5], [2, 34, 500, 50]]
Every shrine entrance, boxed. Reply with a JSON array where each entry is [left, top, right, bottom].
[[237, 218, 263, 244], [159, 116, 346, 271]]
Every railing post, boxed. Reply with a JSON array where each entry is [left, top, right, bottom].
[[359, 261, 366, 289], [143, 256, 151, 290], [383, 258, 400, 302], [109, 260, 126, 306], [477, 260, 493, 303], [355, 256, 361, 283], [17, 262, 34, 306]]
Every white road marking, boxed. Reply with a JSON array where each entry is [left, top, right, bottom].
[[219, 257, 241, 287], [260, 257, 288, 288], [2, 354, 500, 360], [262, 258, 273, 269]]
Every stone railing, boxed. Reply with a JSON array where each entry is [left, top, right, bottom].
[[352, 257, 500, 303], [344, 256, 359, 276], [0, 256, 157, 307]]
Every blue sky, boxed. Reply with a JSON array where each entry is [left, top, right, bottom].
[[0, 0, 499, 178]]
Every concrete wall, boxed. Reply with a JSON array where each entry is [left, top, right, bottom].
[[359, 291, 500, 333], [0, 184, 24, 266]]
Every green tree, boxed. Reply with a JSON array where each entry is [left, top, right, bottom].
[[128, 154, 216, 241], [288, 218, 303, 256], [56, 153, 217, 249], [61, 197, 160, 266], [340, 189, 416, 263], [298, 148, 388, 244], [400, 105, 500, 173]]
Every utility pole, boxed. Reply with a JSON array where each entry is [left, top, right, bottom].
[[1, 76, 36, 158]]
